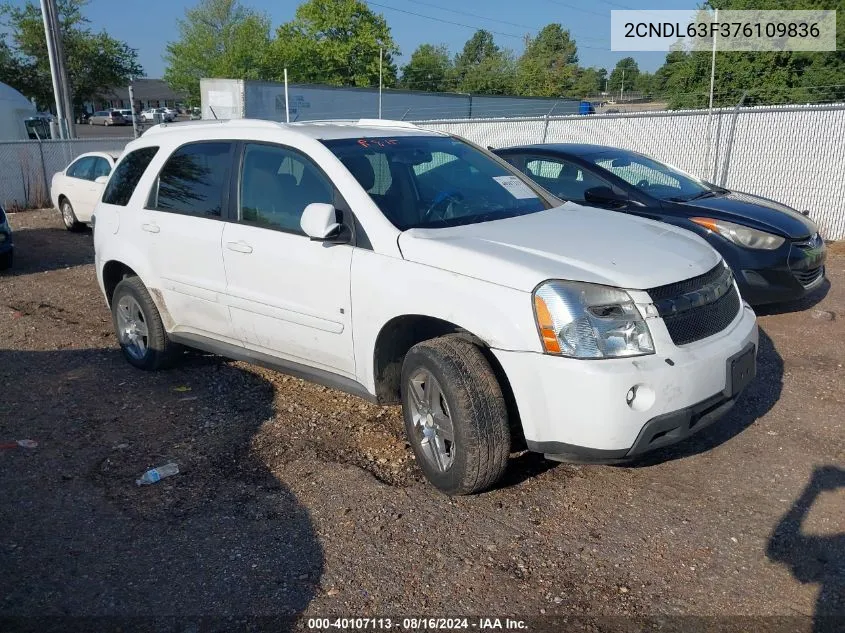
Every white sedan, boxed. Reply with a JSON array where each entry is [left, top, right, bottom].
[[141, 108, 175, 122], [50, 151, 120, 231]]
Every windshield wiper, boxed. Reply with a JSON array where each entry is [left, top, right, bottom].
[[686, 190, 719, 201]]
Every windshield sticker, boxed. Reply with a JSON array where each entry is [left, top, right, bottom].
[[357, 138, 399, 148], [493, 176, 538, 200]]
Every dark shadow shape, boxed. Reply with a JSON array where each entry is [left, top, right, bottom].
[[1, 226, 93, 277], [625, 327, 783, 467], [754, 278, 831, 316], [496, 451, 560, 489], [0, 348, 323, 632], [767, 466, 845, 633]]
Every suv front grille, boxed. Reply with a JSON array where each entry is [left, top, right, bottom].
[[648, 263, 741, 346]]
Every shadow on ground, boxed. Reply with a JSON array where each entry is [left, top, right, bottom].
[[0, 348, 323, 631], [754, 279, 831, 316], [626, 327, 783, 467], [767, 465, 845, 633], [1, 226, 93, 276]]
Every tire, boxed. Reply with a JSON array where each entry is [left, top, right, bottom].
[[400, 335, 510, 495], [60, 198, 84, 232], [0, 250, 12, 270], [111, 276, 182, 370], [88, 119, 93, 125]]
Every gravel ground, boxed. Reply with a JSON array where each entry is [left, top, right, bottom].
[[0, 210, 842, 633]]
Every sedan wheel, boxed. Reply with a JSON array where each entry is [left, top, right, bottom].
[[60, 199, 82, 232]]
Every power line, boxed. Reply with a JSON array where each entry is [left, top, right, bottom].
[[400, 0, 538, 31], [540, 0, 608, 18], [365, 1, 525, 40]]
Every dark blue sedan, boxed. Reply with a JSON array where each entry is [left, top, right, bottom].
[[0, 205, 12, 270], [494, 143, 826, 305]]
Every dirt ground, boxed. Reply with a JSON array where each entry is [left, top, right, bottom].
[[0, 210, 842, 633]]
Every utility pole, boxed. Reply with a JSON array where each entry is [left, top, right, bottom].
[[620, 68, 625, 103], [39, 0, 71, 138], [706, 8, 719, 181], [128, 81, 138, 138], [284, 67, 290, 123], [378, 46, 383, 119]]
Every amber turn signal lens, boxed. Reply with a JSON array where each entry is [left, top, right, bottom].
[[690, 217, 720, 232], [534, 295, 561, 354]]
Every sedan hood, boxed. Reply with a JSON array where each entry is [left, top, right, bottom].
[[398, 203, 720, 292], [679, 191, 816, 239]]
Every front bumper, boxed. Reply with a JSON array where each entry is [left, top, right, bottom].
[[712, 234, 827, 306], [493, 302, 758, 459]]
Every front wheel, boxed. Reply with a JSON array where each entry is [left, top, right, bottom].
[[401, 336, 510, 495], [111, 276, 182, 370], [60, 199, 83, 232]]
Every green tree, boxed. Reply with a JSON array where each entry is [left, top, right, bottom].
[[655, 0, 845, 108], [400, 44, 451, 92], [1, 0, 142, 112], [452, 30, 515, 95], [165, 0, 272, 104], [267, 0, 398, 87], [607, 57, 639, 96], [570, 66, 606, 98], [516, 24, 579, 97]]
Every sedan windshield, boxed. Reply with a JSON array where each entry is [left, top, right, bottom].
[[590, 150, 717, 202], [322, 136, 552, 229]]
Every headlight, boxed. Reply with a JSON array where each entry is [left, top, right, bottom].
[[533, 281, 654, 358], [691, 217, 785, 250]]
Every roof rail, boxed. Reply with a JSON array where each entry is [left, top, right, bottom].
[[141, 118, 284, 137], [290, 118, 422, 129]]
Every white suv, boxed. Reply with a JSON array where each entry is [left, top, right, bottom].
[[93, 119, 758, 494]]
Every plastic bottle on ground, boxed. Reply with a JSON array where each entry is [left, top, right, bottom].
[[136, 463, 179, 486]]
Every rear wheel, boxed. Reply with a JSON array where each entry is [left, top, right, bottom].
[[401, 336, 510, 495], [0, 250, 12, 270], [112, 276, 182, 370]]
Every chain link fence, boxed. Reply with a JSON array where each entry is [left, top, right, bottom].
[[0, 137, 132, 211], [1, 105, 843, 239], [415, 103, 845, 240]]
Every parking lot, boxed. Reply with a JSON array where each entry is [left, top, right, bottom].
[[0, 209, 842, 631]]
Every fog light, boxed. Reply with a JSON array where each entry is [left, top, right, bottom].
[[742, 270, 768, 287], [626, 384, 656, 412]]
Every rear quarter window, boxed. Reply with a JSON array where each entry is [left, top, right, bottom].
[[103, 147, 159, 206]]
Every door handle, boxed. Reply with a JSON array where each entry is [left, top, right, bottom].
[[141, 222, 160, 233], [226, 240, 253, 254]]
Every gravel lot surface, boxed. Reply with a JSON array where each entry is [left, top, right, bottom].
[[1, 210, 843, 632]]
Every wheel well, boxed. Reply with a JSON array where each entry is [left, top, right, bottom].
[[102, 261, 138, 306], [57, 194, 67, 206]]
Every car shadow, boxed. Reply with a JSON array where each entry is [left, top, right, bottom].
[[0, 347, 323, 631], [767, 466, 845, 633], [2, 226, 94, 277], [754, 279, 831, 316], [624, 327, 783, 467]]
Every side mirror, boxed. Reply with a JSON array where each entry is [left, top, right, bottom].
[[301, 203, 342, 241], [94, 175, 109, 184], [584, 186, 627, 208]]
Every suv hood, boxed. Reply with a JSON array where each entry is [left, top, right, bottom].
[[677, 191, 816, 239], [398, 203, 720, 292]]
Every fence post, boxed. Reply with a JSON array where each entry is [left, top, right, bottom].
[[718, 91, 747, 187], [37, 139, 49, 206], [712, 106, 724, 182], [541, 102, 558, 143]]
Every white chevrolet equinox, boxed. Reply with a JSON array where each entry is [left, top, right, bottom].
[[93, 119, 758, 494]]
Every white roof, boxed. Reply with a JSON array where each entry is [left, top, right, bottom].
[[141, 118, 443, 141]]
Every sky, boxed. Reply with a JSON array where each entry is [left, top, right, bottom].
[[22, 0, 702, 79]]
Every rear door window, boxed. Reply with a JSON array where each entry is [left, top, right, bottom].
[[103, 147, 159, 206], [149, 142, 234, 218], [67, 157, 95, 180]]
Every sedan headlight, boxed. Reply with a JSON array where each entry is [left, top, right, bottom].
[[533, 281, 654, 358], [691, 217, 785, 250]]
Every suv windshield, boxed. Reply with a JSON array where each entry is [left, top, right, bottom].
[[322, 135, 552, 229], [590, 150, 718, 202]]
